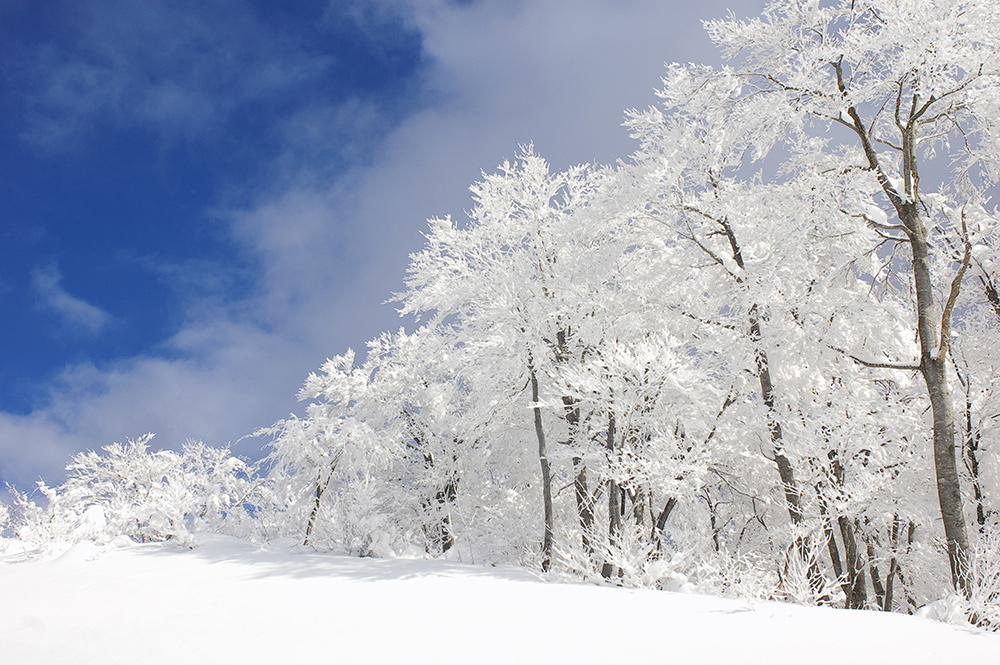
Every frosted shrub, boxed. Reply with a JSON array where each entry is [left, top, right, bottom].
[[966, 524, 1000, 630], [694, 549, 781, 601], [689, 538, 842, 607], [604, 520, 682, 589], [775, 539, 843, 607], [6, 434, 259, 549]]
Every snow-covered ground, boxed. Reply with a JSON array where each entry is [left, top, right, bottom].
[[2, 533, 998, 664]]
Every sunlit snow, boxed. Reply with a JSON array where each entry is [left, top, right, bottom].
[[2, 533, 997, 664]]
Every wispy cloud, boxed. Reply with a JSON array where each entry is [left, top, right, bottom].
[[31, 264, 112, 335], [13, 0, 333, 151]]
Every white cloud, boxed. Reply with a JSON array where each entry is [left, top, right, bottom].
[[31, 264, 112, 335], [1, 0, 766, 491]]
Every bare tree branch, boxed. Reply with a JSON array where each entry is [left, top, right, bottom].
[[938, 211, 972, 359], [827, 343, 921, 372]]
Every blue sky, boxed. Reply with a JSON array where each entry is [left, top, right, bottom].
[[0, 0, 764, 490]]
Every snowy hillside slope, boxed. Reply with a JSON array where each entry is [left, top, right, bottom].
[[2, 533, 998, 665]]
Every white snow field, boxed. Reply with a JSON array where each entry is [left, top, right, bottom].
[[2, 533, 998, 664]]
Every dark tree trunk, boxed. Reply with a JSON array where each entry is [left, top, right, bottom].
[[825, 451, 865, 607], [818, 499, 844, 584], [630, 486, 647, 529], [304, 463, 336, 546], [751, 310, 806, 526], [701, 488, 722, 553], [838, 516, 867, 609], [883, 517, 916, 612], [654, 496, 678, 546], [555, 330, 594, 557], [434, 473, 458, 553], [573, 456, 593, 555], [867, 539, 886, 611], [883, 516, 901, 612], [602, 413, 621, 580], [883, 557, 898, 612], [529, 360, 555, 572], [955, 364, 992, 532]]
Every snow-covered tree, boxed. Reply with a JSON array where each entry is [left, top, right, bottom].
[[259, 349, 399, 551], [400, 148, 602, 569], [626, 0, 1000, 597]]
